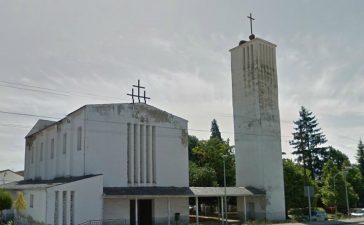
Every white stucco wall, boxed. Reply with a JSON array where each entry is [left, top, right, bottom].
[[24, 109, 86, 181], [103, 198, 129, 222], [230, 38, 286, 221], [84, 103, 189, 187], [46, 175, 103, 225], [24, 103, 189, 189], [20, 189, 48, 224], [237, 196, 266, 221], [154, 197, 189, 225]]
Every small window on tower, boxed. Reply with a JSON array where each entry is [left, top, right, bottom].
[[63, 133, 67, 154], [31, 148, 34, 164], [40, 142, 43, 162], [77, 127, 82, 151], [51, 138, 55, 159]]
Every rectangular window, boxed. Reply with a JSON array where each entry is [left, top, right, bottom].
[[77, 127, 82, 151], [127, 123, 131, 184], [54, 191, 59, 225], [146, 125, 151, 183], [30, 194, 34, 208], [134, 124, 138, 184], [152, 126, 156, 184], [51, 138, 55, 159], [62, 191, 67, 225], [63, 133, 67, 154], [40, 142, 43, 162], [140, 124, 144, 183], [70, 191, 75, 225], [31, 147, 34, 164]]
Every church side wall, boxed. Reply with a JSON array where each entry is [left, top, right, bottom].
[[21, 189, 47, 224], [46, 175, 103, 225], [24, 109, 86, 181]]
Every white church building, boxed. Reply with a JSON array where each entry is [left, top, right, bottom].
[[2, 103, 191, 225], [1, 28, 286, 225]]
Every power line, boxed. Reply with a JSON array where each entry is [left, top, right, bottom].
[[0, 80, 125, 101], [1, 110, 358, 144], [0, 109, 293, 139], [0, 80, 306, 124], [0, 110, 60, 120]]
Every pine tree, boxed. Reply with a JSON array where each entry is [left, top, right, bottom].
[[289, 106, 327, 179], [210, 119, 222, 141], [356, 139, 364, 176]]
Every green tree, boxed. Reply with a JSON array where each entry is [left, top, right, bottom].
[[290, 106, 327, 179], [356, 139, 364, 176], [320, 160, 359, 211], [346, 166, 364, 207], [0, 190, 12, 218], [192, 138, 235, 186], [210, 119, 222, 141], [283, 159, 316, 209], [325, 147, 350, 170], [188, 135, 199, 163], [189, 162, 218, 187]]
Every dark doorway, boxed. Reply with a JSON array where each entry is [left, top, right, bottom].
[[138, 199, 153, 225], [130, 199, 153, 225], [248, 202, 255, 220], [130, 200, 136, 225]]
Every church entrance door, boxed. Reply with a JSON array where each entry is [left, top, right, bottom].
[[130, 199, 153, 225], [138, 199, 153, 225]]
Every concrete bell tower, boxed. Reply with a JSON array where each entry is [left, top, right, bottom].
[[230, 18, 286, 220]]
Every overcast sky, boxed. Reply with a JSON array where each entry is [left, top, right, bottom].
[[1, 0, 363, 171]]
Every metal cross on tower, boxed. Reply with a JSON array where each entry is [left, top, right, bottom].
[[126, 79, 150, 104], [247, 13, 255, 35], [247, 13, 255, 40]]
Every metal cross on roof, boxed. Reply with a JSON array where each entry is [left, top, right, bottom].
[[127, 79, 150, 104], [247, 13, 255, 35]]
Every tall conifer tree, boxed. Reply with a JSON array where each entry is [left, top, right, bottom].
[[356, 139, 364, 176], [210, 119, 222, 141], [290, 106, 327, 179]]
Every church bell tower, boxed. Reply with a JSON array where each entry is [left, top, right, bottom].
[[230, 14, 286, 220]]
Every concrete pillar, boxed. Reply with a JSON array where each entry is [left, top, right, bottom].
[[221, 197, 224, 225], [244, 196, 247, 222], [135, 198, 138, 225], [195, 197, 199, 225], [168, 197, 171, 225]]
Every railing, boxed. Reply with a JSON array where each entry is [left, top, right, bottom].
[[79, 219, 126, 225]]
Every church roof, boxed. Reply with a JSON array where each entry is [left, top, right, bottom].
[[26, 119, 55, 137], [25, 103, 186, 138], [103, 186, 265, 197], [0, 174, 101, 190]]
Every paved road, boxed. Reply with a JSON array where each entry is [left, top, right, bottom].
[[274, 217, 364, 225]]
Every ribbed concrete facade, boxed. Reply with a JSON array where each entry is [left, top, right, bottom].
[[230, 37, 286, 220]]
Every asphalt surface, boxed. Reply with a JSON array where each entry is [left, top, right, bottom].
[[274, 217, 364, 225]]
